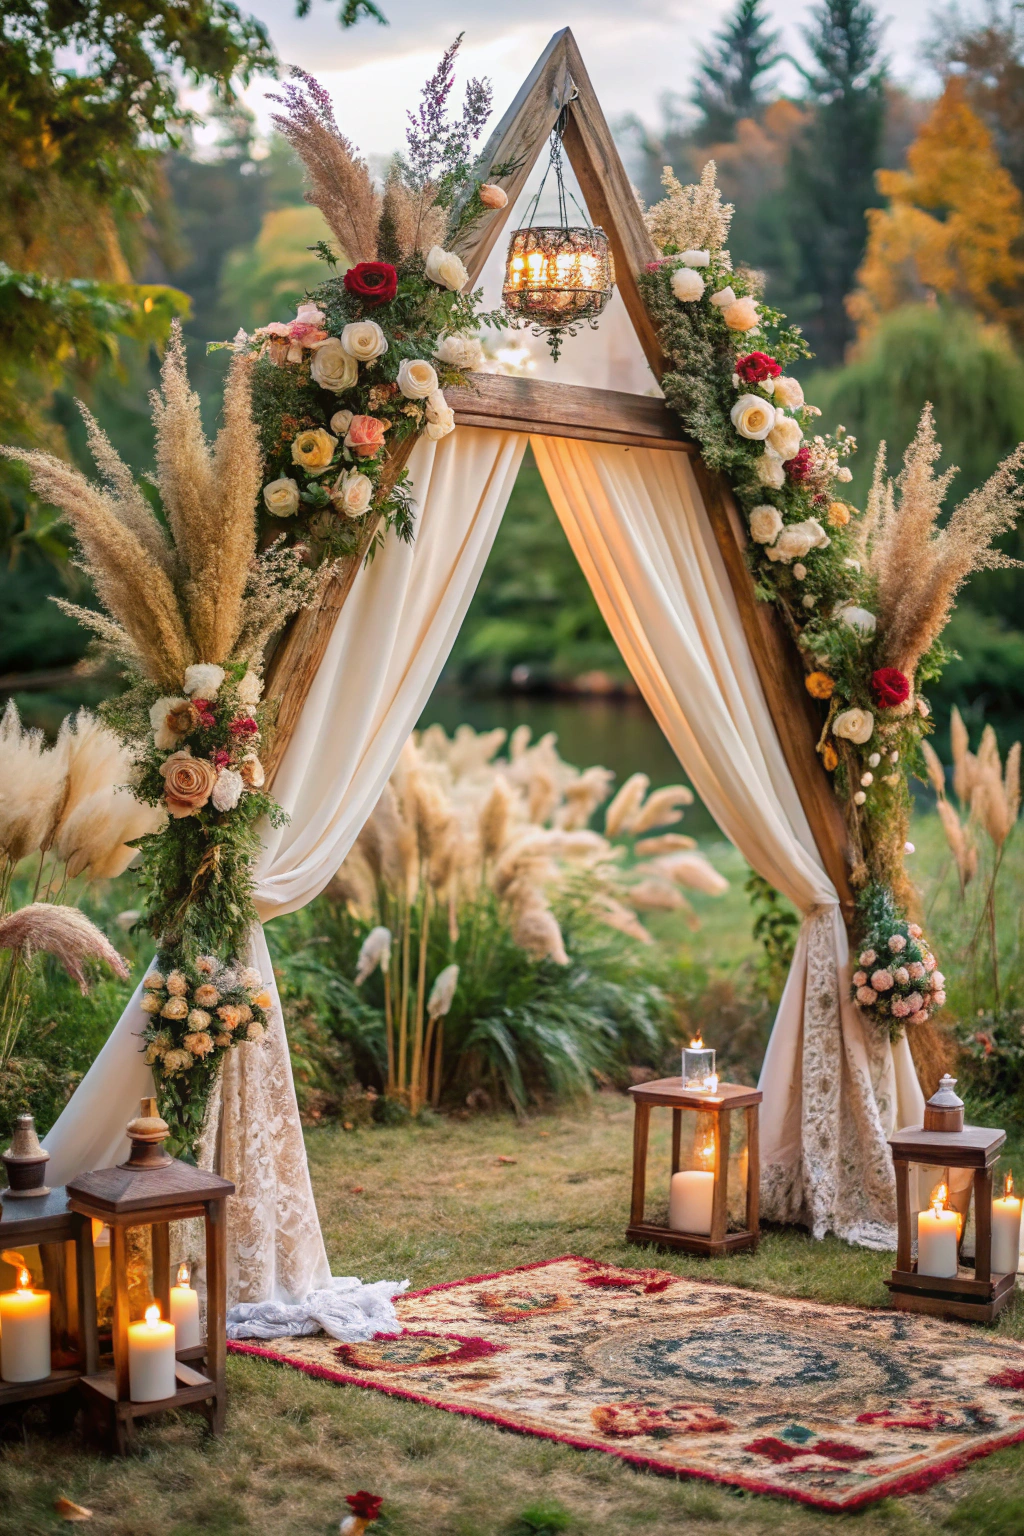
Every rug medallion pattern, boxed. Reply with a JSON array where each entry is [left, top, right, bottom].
[[229, 1257, 1024, 1510]]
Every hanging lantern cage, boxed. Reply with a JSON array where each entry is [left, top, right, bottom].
[[502, 102, 615, 360]]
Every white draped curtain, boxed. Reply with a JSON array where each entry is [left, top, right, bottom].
[[44, 420, 923, 1301], [530, 435, 924, 1248]]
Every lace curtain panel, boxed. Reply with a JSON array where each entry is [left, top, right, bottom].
[[43, 429, 527, 1304], [530, 434, 925, 1248]]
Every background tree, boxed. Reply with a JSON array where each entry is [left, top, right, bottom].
[[783, 0, 888, 362], [927, 2, 1024, 196], [690, 0, 783, 146]]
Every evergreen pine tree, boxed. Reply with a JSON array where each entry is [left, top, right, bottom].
[[690, 0, 783, 145], [784, 0, 887, 363]]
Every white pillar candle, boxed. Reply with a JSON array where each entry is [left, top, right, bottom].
[[917, 1191, 959, 1279], [128, 1305, 177, 1402], [668, 1171, 715, 1235], [0, 1269, 50, 1383], [992, 1172, 1022, 1275], [169, 1265, 201, 1350]]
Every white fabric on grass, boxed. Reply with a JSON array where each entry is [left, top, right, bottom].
[[227, 1277, 409, 1342]]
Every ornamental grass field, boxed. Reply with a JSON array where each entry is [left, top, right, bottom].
[[3, 1094, 1024, 1536]]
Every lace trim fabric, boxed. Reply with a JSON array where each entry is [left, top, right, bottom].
[[761, 907, 900, 1251]]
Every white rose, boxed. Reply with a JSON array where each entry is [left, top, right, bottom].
[[767, 413, 803, 460], [424, 245, 469, 292], [310, 337, 359, 392], [730, 394, 775, 440], [755, 450, 786, 489], [397, 358, 439, 400], [212, 768, 244, 812], [434, 333, 484, 370], [748, 505, 783, 544], [425, 406, 456, 440], [710, 286, 737, 308], [833, 708, 874, 745], [149, 696, 188, 751], [262, 476, 300, 518], [237, 671, 262, 706], [184, 664, 225, 699], [671, 267, 705, 302], [679, 249, 710, 267], [341, 321, 388, 361], [773, 376, 805, 410], [836, 603, 877, 637], [330, 409, 354, 436], [332, 469, 374, 518]]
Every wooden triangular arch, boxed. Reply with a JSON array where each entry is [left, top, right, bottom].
[[263, 29, 854, 917]]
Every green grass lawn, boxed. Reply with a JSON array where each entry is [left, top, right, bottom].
[[4, 1094, 1024, 1536]]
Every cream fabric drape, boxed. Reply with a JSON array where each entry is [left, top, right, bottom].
[[531, 434, 924, 1248], [45, 428, 526, 1303]]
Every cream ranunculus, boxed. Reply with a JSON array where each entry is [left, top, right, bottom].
[[773, 375, 805, 410], [262, 476, 300, 517], [397, 358, 439, 400], [332, 469, 374, 518], [330, 409, 354, 436], [310, 337, 359, 392], [748, 505, 783, 544], [770, 523, 817, 563], [679, 249, 710, 267], [425, 245, 469, 292], [670, 267, 705, 302], [755, 450, 786, 489], [434, 332, 484, 370], [722, 296, 760, 331], [425, 406, 456, 440], [183, 664, 225, 699], [340, 321, 388, 361], [291, 428, 338, 475], [833, 708, 875, 745], [237, 671, 263, 706], [767, 412, 803, 460], [730, 394, 775, 440]]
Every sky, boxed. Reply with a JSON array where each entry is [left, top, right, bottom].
[[235, 0, 943, 160]]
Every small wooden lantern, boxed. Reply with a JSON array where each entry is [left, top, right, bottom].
[[626, 1077, 761, 1256], [887, 1075, 1016, 1322], [67, 1098, 234, 1451], [0, 1184, 97, 1415]]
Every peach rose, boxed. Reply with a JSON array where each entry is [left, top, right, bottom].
[[345, 414, 390, 458], [722, 296, 759, 331], [159, 751, 217, 818], [479, 183, 508, 209]]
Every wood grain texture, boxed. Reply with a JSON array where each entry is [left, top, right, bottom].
[[629, 1101, 650, 1227], [448, 374, 688, 449], [628, 1078, 762, 1110], [745, 1103, 760, 1237]]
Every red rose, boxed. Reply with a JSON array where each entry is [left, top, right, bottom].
[[343, 263, 398, 307], [870, 667, 910, 708], [229, 715, 259, 738], [346, 1492, 383, 1520], [784, 445, 812, 482], [736, 351, 781, 385]]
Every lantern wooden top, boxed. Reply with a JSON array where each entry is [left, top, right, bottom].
[[0, 1184, 75, 1241], [627, 1077, 762, 1110], [67, 1158, 234, 1220], [888, 1124, 1005, 1169]]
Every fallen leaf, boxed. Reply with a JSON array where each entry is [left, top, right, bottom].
[[349, 1186, 364, 1195], [538, 1131, 550, 1138], [343, 1121, 354, 1131], [496, 1155, 517, 1165], [55, 1498, 92, 1522]]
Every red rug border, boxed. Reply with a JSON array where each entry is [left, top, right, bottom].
[[227, 1256, 1024, 1512]]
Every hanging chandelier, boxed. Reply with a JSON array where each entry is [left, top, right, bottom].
[[502, 103, 615, 361]]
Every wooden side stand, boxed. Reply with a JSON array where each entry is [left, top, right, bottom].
[[67, 1108, 233, 1454], [626, 1079, 761, 1256], [0, 1186, 97, 1413]]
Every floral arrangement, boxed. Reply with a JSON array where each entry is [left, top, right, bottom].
[[851, 886, 945, 1041], [220, 42, 514, 565], [140, 956, 272, 1142], [638, 161, 1024, 1039], [5, 333, 311, 1144]]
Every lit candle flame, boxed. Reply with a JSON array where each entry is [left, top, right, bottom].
[[176, 1262, 191, 1287], [145, 1303, 161, 1327], [1006, 1169, 1015, 1198], [695, 1130, 716, 1172], [689, 1035, 703, 1050], [16, 1266, 31, 1292], [931, 1181, 948, 1217]]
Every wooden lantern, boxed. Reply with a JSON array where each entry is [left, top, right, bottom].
[[887, 1074, 1017, 1322], [0, 1183, 97, 1415], [67, 1098, 234, 1452], [626, 1077, 761, 1256]]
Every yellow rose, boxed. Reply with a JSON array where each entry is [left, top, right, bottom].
[[291, 428, 338, 475]]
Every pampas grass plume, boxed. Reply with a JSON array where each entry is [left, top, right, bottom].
[[0, 903, 128, 992], [355, 925, 392, 984], [427, 963, 459, 1020], [630, 785, 694, 834], [604, 773, 650, 838]]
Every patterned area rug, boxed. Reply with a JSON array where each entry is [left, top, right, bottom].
[[228, 1257, 1024, 1511]]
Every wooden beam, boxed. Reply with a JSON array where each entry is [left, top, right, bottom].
[[452, 30, 573, 286], [448, 374, 689, 451]]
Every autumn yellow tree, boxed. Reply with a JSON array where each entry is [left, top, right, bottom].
[[849, 79, 1024, 336]]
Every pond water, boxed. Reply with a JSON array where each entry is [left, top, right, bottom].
[[416, 687, 721, 838]]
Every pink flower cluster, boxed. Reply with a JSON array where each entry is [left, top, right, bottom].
[[852, 929, 946, 1027], [255, 303, 328, 365]]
